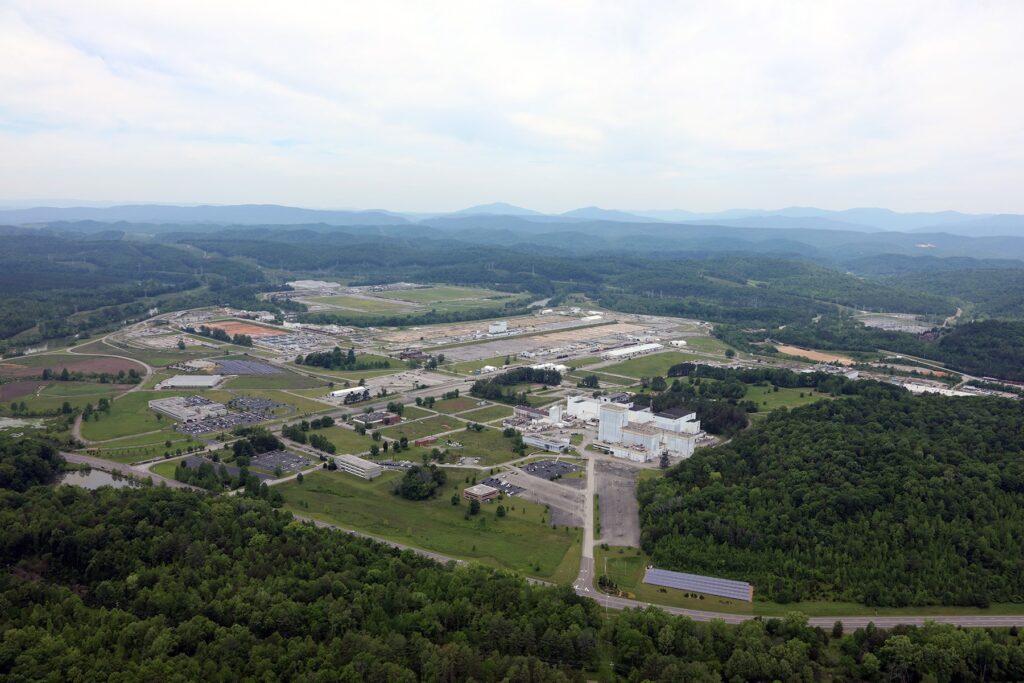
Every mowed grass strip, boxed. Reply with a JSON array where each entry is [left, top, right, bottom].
[[279, 469, 579, 580], [371, 285, 514, 304], [308, 294, 414, 313], [458, 404, 513, 423]]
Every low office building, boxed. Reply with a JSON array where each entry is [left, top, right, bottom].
[[602, 343, 663, 360], [463, 483, 500, 503], [353, 411, 401, 428], [156, 374, 224, 390], [522, 435, 570, 453], [148, 396, 228, 422], [333, 453, 382, 480]]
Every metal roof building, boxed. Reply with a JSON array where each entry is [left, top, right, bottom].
[[643, 567, 753, 601], [156, 374, 224, 389]]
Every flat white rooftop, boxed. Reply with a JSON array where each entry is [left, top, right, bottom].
[[156, 374, 224, 389]]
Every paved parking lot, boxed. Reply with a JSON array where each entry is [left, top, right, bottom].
[[217, 359, 283, 375], [250, 449, 309, 473], [596, 459, 641, 547], [522, 459, 580, 480]]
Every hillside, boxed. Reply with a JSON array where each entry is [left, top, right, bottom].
[[639, 391, 1024, 607]]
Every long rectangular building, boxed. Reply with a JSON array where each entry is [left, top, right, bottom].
[[333, 453, 382, 480]]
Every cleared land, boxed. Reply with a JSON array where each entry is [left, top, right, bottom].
[[595, 460, 641, 548], [279, 468, 581, 582], [372, 285, 516, 304], [317, 425, 376, 454], [773, 344, 855, 365], [746, 386, 831, 412], [442, 427, 521, 465]]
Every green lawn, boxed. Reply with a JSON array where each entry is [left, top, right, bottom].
[[317, 425, 376, 454], [594, 545, 753, 614], [150, 461, 179, 479], [746, 386, 831, 412], [432, 396, 483, 414], [79, 389, 233, 441], [86, 431, 202, 464], [458, 404, 513, 423], [19, 383, 129, 414], [447, 356, 511, 375], [680, 336, 730, 354], [600, 351, 705, 379], [279, 469, 581, 582], [442, 427, 521, 465], [400, 405, 434, 419], [307, 294, 414, 313], [380, 415, 464, 441]]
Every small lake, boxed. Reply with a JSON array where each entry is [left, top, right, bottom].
[[58, 469, 141, 490]]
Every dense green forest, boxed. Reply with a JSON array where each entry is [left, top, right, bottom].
[[639, 390, 1024, 607], [5, 439, 1024, 679], [884, 268, 1024, 318], [774, 317, 1024, 380]]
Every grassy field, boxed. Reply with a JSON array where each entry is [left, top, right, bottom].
[[279, 469, 581, 582], [372, 285, 516, 304], [443, 426, 521, 465], [458, 404, 513, 423], [594, 545, 754, 614], [746, 386, 831, 413], [566, 356, 603, 369], [150, 461, 179, 479], [447, 356, 510, 375], [381, 415, 464, 441], [400, 405, 434, 420], [307, 294, 413, 313], [432, 396, 483, 414], [600, 351, 705, 379], [17, 382, 129, 414], [318, 425, 376, 454], [88, 431, 202, 463], [680, 336, 730, 354], [78, 389, 232, 441]]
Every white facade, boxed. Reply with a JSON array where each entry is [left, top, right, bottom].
[[531, 362, 569, 373], [598, 403, 629, 442], [669, 340, 688, 347], [333, 453, 382, 479], [573, 394, 701, 462], [602, 343, 664, 360], [488, 321, 508, 334]]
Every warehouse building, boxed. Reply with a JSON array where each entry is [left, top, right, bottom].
[[463, 483, 500, 503], [328, 386, 372, 403], [156, 374, 224, 389], [602, 343, 663, 360], [333, 453, 382, 480], [148, 396, 228, 422]]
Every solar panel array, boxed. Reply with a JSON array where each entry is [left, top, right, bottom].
[[643, 567, 752, 601], [216, 359, 283, 375]]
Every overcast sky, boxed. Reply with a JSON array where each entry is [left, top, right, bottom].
[[2, 1, 1022, 213]]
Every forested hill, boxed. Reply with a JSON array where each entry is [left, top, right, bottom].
[[639, 390, 1024, 607], [6, 457, 1024, 679]]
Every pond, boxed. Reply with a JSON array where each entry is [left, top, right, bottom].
[[58, 468, 141, 490]]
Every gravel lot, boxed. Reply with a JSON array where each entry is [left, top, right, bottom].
[[596, 459, 641, 547]]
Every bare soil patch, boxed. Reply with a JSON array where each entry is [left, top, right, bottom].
[[0, 381, 46, 400], [773, 344, 855, 365]]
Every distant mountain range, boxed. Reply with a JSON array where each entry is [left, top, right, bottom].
[[2, 201, 1023, 237]]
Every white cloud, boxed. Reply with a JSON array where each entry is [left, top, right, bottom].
[[0, 0, 1022, 212]]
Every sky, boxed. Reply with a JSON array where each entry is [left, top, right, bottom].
[[1, 1, 1023, 213]]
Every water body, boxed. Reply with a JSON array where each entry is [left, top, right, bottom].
[[58, 469, 140, 490]]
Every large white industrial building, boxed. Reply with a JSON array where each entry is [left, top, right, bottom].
[[566, 394, 701, 463], [328, 386, 372, 403], [602, 343, 663, 361], [156, 374, 224, 390]]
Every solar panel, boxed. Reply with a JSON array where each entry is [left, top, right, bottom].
[[643, 567, 752, 601]]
